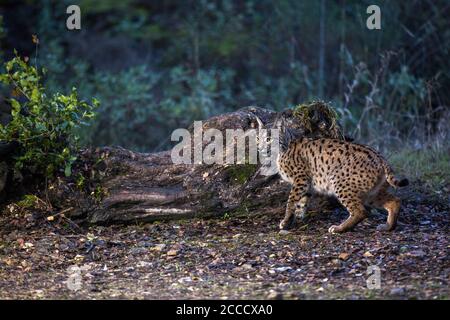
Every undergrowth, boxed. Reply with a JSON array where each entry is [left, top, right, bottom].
[[389, 146, 450, 190]]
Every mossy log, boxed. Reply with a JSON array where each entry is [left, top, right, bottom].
[[49, 105, 345, 225]]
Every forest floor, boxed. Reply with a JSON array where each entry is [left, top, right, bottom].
[[0, 183, 448, 300]]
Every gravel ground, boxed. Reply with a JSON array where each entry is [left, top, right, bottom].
[[0, 186, 448, 300]]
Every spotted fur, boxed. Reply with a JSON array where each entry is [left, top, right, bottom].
[[276, 136, 409, 233]]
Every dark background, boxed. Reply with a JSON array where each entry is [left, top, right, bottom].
[[0, 0, 448, 152]]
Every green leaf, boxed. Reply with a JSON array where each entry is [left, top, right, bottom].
[[64, 163, 72, 177], [31, 88, 41, 102], [10, 99, 21, 116], [0, 54, 96, 179]]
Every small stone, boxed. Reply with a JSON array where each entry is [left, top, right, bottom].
[[178, 277, 192, 283], [73, 254, 84, 262], [390, 287, 406, 296], [23, 242, 34, 249], [131, 247, 147, 255], [267, 291, 283, 300], [151, 244, 166, 251], [409, 250, 425, 257], [34, 289, 44, 298], [274, 266, 292, 272], [278, 230, 290, 236]]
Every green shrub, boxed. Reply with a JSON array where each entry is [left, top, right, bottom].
[[43, 59, 237, 152], [0, 53, 98, 177]]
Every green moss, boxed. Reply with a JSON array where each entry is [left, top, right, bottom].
[[76, 173, 86, 190], [92, 185, 108, 202], [232, 200, 251, 217], [227, 164, 257, 185], [16, 194, 41, 209], [222, 212, 231, 220]]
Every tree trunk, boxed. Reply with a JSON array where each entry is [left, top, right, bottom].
[[45, 106, 344, 225], [318, 0, 326, 97]]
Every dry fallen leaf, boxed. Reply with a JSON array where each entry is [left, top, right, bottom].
[[338, 252, 350, 261], [23, 242, 34, 249], [363, 251, 374, 258], [32, 34, 39, 44], [17, 238, 25, 247], [167, 249, 178, 256], [151, 244, 166, 251], [4, 258, 14, 266], [73, 254, 84, 262]]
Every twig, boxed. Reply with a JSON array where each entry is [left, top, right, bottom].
[[34, 40, 39, 69], [48, 207, 74, 220], [60, 214, 85, 234]]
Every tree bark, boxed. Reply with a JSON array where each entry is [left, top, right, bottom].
[[46, 106, 343, 225], [318, 0, 326, 97]]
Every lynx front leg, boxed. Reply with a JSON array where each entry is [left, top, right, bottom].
[[295, 193, 311, 222], [279, 183, 308, 230]]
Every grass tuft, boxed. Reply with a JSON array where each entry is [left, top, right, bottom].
[[389, 147, 450, 189]]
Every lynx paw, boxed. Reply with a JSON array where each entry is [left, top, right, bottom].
[[295, 211, 309, 222], [376, 224, 392, 232], [328, 225, 342, 234], [279, 216, 295, 230]]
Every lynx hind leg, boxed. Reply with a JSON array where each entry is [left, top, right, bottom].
[[280, 182, 308, 230], [329, 197, 367, 234], [370, 190, 401, 231]]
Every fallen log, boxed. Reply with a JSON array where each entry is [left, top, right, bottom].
[[48, 103, 346, 225]]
